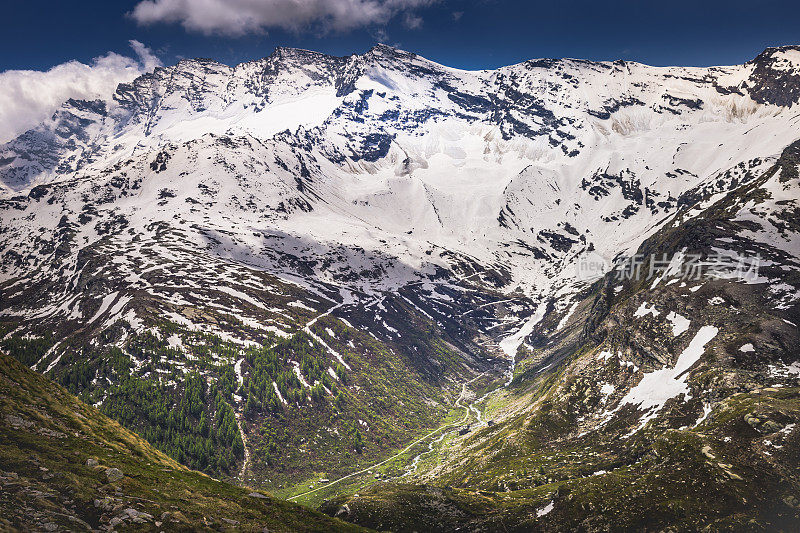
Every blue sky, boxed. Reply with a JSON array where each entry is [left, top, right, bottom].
[[3, 0, 800, 72]]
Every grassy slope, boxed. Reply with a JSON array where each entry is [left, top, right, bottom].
[[322, 388, 800, 532], [0, 352, 369, 532]]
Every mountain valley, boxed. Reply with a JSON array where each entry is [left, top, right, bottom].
[[1, 43, 800, 531]]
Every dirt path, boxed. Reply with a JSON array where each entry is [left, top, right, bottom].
[[236, 413, 251, 482]]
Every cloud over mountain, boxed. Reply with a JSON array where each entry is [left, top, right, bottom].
[[0, 40, 161, 144], [130, 0, 436, 36]]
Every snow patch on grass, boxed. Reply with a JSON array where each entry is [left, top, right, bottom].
[[537, 501, 554, 517], [597, 350, 616, 361], [288, 301, 316, 312], [167, 334, 183, 350]]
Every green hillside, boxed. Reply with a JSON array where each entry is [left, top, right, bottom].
[[0, 352, 368, 532]]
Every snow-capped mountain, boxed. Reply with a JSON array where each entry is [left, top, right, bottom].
[[3, 44, 799, 297], [1, 44, 799, 530]]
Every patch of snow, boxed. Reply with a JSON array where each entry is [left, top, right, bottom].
[[634, 302, 660, 318], [537, 501, 554, 517], [291, 361, 311, 388], [768, 362, 800, 377], [694, 403, 713, 427], [612, 325, 719, 433], [556, 301, 579, 330], [44, 352, 63, 374], [88, 292, 119, 323], [167, 334, 183, 350], [499, 304, 547, 359], [651, 249, 686, 288], [288, 301, 316, 312], [500, 304, 547, 385], [264, 325, 291, 338], [597, 350, 616, 361], [304, 327, 351, 370], [234, 358, 244, 388], [122, 309, 145, 333], [273, 381, 287, 404], [32, 341, 61, 371], [666, 311, 691, 337], [216, 285, 266, 309]]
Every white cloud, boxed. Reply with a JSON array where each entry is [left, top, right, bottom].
[[403, 12, 424, 29], [130, 0, 436, 36], [0, 40, 161, 144]]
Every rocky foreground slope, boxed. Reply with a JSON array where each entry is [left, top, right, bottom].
[[0, 43, 799, 530], [0, 352, 365, 531]]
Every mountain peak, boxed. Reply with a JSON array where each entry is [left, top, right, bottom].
[[753, 44, 800, 57], [750, 44, 800, 68], [746, 45, 800, 106], [174, 56, 228, 69], [270, 46, 339, 60], [368, 42, 402, 52], [364, 43, 417, 61]]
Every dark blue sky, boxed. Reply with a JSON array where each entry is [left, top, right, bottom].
[[3, 0, 800, 72]]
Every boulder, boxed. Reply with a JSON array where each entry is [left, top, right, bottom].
[[104, 468, 124, 483]]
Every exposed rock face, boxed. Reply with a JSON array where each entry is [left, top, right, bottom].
[[746, 46, 800, 106]]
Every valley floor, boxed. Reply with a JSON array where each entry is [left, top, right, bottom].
[[283, 369, 505, 507]]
